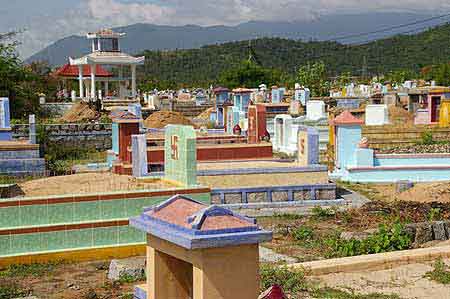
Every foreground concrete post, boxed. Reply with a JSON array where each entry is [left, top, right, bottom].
[[131, 134, 148, 177], [297, 126, 319, 166], [29, 114, 36, 144]]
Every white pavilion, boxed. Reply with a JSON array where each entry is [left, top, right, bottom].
[[69, 29, 145, 102]]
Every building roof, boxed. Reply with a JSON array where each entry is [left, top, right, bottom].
[[130, 195, 272, 249], [232, 88, 253, 94], [87, 29, 125, 39], [213, 87, 230, 93], [331, 110, 364, 126], [69, 52, 145, 66], [53, 63, 113, 78]]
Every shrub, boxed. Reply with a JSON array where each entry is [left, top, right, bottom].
[[291, 226, 314, 242], [420, 131, 434, 145], [326, 222, 412, 257], [311, 206, 335, 220]]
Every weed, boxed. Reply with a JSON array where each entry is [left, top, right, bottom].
[[428, 208, 442, 222], [0, 261, 63, 278], [120, 294, 134, 299], [325, 222, 412, 258], [118, 272, 146, 284], [260, 264, 307, 296], [310, 287, 400, 299], [425, 259, 450, 284], [0, 281, 28, 299], [311, 206, 335, 220], [291, 226, 314, 242], [271, 213, 303, 220], [420, 131, 434, 145]]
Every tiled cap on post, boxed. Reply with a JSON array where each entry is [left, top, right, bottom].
[[130, 195, 272, 249], [330, 110, 364, 126]]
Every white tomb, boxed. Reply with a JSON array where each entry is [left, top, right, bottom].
[[365, 104, 389, 126], [306, 101, 326, 121]]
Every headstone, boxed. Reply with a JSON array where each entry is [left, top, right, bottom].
[[365, 104, 389, 126], [297, 127, 319, 166], [71, 90, 76, 102], [29, 115, 36, 144], [0, 98, 11, 129], [248, 104, 267, 144], [131, 134, 148, 177], [306, 101, 326, 121], [415, 109, 429, 125], [164, 125, 197, 186], [108, 257, 146, 281]]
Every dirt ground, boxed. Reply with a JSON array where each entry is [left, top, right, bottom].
[[18, 173, 173, 197], [0, 260, 139, 299], [198, 172, 329, 189], [314, 259, 450, 299], [342, 181, 450, 203], [143, 111, 194, 129]]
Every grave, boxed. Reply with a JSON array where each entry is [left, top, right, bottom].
[[130, 195, 272, 299], [297, 127, 319, 166], [306, 101, 326, 121], [365, 104, 389, 126], [0, 98, 12, 141]]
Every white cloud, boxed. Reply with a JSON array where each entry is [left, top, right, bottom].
[[8, 0, 450, 58]]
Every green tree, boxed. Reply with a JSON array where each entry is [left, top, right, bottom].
[[422, 63, 450, 86], [384, 69, 417, 85], [218, 60, 281, 89], [297, 61, 330, 97]]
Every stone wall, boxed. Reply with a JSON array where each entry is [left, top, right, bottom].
[[362, 125, 450, 150], [40, 103, 75, 117], [12, 123, 112, 151]]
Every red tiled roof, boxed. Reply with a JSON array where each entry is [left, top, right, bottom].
[[331, 110, 364, 126], [213, 87, 230, 93], [147, 196, 257, 231], [53, 64, 113, 78]]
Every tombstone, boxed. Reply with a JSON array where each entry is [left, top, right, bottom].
[[248, 104, 267, 144], [273, 115, 292, 152], [297, 127, 319, 166], [365, 105, 389, 126], [164, 125, 197, 187], [29, 115, 36, 144], [290, 100, 301, 115], [0, 98, 12, 141], [336, 99, 360, 110], [131, 134, 148, 177], [306, 101, 326, 121], [98, 89, 103, 100], [415, 109, 429, 125]]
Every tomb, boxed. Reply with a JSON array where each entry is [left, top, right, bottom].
[[330, 110, 450, 182], [130, 195, 272, 299], [306, 100, 326, 121], [365, 104, 389, 126]]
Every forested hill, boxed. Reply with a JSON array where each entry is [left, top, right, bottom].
[[138, 23, 450, 88]]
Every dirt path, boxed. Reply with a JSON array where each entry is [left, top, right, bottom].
[[314, 259, 450, 299]]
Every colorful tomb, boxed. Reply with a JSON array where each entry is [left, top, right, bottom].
[[130, 194, 272, 299], [330, 110, 450, 182]]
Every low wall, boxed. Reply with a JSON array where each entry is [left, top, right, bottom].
[[12, 123, 112, 151], [0, 186, 210, 265], [362, 125, 450, 149]]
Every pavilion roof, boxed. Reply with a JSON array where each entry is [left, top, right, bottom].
[[53, 64, 112, 78]]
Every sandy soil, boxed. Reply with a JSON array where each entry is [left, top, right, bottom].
[[314, 259, 450, 299], [18, 173, 173, 197], [198, 172, 329, 189], [366, 182, 450, 203]]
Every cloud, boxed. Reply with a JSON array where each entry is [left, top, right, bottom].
[[8, 0, 450, 58]]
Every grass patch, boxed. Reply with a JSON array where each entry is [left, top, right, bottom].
[[118, 272, 146, 284], [260, 264, 400, 299], [311, 287, 400, 299], [311, 206, 336, 220], [425, 259, 450, 284], [0, 261, 63, 278]]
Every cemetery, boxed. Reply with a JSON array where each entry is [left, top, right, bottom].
[[6, 26, 450, 299]]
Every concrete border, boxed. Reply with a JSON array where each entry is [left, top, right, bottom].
[[289, 245, 450, 276]]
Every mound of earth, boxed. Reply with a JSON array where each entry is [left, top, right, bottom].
[[195, 107, 214, 121], [60, 102, 99, 123], [388, 105, 415, 127], [18, 173, 172, 197], [144, 111, 195, 129]]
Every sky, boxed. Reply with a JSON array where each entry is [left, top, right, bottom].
[[2, 0, 450, 58]]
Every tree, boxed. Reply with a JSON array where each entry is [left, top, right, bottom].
[[297, 61, 330, 97], [421, 63, 450, 86], [384, 69, 417, 85], [218, 60, 281, 89]]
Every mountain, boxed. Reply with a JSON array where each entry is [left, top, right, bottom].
[[136, 22, 450, 88], [26, 12, 443, 66]]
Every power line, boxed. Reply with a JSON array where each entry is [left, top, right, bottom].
[[329, 13, 450, 42]]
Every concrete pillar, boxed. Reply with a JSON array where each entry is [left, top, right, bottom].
[[78, 65, 84, 99], [131, 64, 137, 98], [29, 114, 36, 144], [131, 134, 148, 177], [90, 64, 96, 100], [105, 81, 109, 97]]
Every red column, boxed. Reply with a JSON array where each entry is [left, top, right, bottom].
[[118, 121, 140, 163]]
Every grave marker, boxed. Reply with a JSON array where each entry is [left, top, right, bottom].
[[297, 127, 319, 166], [131, 134, 148, 177], [164, 125, 197, 187]]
